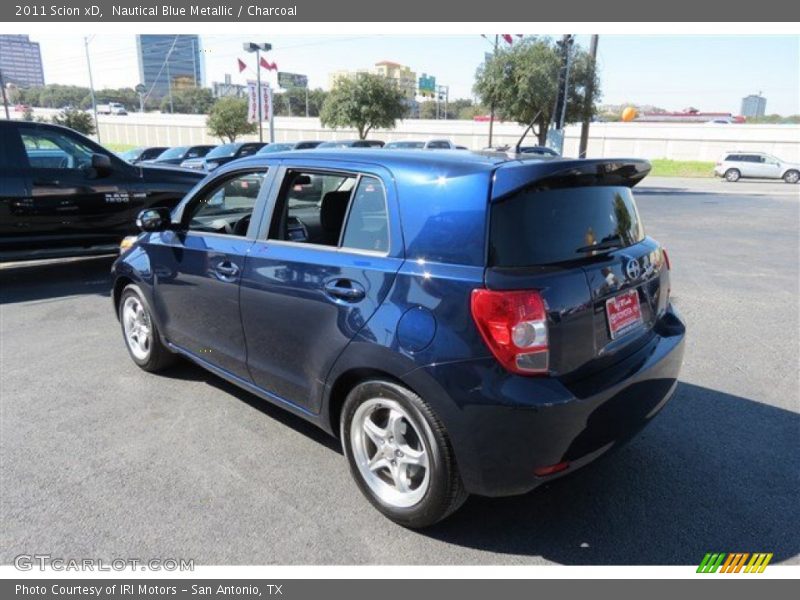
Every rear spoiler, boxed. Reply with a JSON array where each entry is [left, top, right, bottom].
[[491, 158, 651, 202]]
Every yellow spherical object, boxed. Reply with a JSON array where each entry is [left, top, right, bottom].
[[621, 107, 637, 122]]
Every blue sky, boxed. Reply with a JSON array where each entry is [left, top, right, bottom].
[[30, 34, 800, 115]]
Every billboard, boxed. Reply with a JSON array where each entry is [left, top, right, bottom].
[[278, 72, 308, 89]]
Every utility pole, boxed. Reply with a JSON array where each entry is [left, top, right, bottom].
[[305, 87, 309, 118], [84, 36, 100, 141], [488, 34, 498, 146], [0, 70, 10, 119], [546, 34, 574, 155], [578, 35, 599, 158], [165, 58, 174, 113]]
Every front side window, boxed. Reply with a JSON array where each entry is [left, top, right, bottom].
[[21, 130, 94, 169], [184, 170, 267, 236]]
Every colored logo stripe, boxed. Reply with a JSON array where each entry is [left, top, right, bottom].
[[697, 552, 773, 573]]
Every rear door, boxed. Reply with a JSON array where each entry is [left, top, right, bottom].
[[240, 163, 402, 414], [486, 181, 670, 377]]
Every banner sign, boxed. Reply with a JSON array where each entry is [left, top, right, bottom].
[[246, 81, 271, 123]]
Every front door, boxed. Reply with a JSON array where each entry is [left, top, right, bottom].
[[240, 166, 402, 413], [146, 168, 269, 379], [16, 126, 131, 246]]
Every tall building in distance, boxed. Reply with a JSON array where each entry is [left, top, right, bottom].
[[740, 93, 767, 118], [136, 35, 203, 100], [0, 35, 45, 88], [330, 61, 420, 116]]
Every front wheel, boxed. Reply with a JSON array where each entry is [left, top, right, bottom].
[[340, 380, 468, 528], [118, 284, 176, 372], [724, 168, 741, 182], [783, 170, 799, 184]]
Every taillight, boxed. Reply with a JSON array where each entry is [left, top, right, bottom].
[[470, 289, 549, 375]]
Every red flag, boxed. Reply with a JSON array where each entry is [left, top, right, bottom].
[[237, 58, 246, 73], [259, 57, 278, 71], [502, 34, 514, 45]]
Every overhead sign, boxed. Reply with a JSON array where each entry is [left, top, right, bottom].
[[278, 72, 308, 89], [418, 74, 436, 97]]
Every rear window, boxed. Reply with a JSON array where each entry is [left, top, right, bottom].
[[490, 186, 645, 267]]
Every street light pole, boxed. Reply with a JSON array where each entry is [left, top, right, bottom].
[[488, 34, 498, 146], [84, 36, 100, 141], [244, 42, 272, 143]]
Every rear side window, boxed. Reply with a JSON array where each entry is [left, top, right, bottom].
[[341, 177, 389, 252], [490, 186, 644, 267]]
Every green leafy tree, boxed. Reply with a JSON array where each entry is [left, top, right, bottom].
[[206, 97, 257, 142], [51, 108, 96, 135], [160, 87, 215, 114], [474, 37, 600, 145], [320, 73, 406, 139]]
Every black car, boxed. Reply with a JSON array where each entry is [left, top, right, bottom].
[[144, 145, 216, 166], [118, 146, 169, 165], [0, 121, 205, 261], [180, 142, 266, 171]]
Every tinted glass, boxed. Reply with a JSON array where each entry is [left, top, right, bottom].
[[427, 141, 450, 149], [237, 144, 262, 157], [186, 146, 212, 158], [206, 144, 239, 158], [157, 146, 188, 160], [258, 143, 294, 154], [342, 177, 389, 252], [21, 130, 94, 169], [490, 186, 645, 267]]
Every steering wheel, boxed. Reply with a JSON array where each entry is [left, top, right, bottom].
[[233, 214, 251, 237]]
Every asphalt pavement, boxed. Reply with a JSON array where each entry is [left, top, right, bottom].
[[1, 177, 798, 565]]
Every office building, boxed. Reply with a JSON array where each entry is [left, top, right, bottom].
[[740, 94, 767, 118], [0, 35, 45, 87], [136, 35, 203, 99]]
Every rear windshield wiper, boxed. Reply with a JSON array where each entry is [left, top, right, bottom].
[[575, 237, 624, 254]]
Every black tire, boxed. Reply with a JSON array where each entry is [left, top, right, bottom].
[[783, 170, 799, 184], [340, 379, 468, 528], [118, 284, 177, 372], [724, 168, 741, 182]]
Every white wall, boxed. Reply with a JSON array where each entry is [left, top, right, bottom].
[[29, 109, 800, 162]]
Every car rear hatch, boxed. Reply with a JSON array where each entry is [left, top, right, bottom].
[[484, 159, 671, 378]]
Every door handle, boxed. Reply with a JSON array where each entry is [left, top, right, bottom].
[[213, 261, 240, 281], [324, 279, 365, 302]]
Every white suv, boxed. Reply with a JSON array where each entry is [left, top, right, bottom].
[[715, 152, 800, 183]]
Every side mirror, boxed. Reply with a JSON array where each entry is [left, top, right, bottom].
[[136, 207, 172, 232], [86, 153, 112, 177]]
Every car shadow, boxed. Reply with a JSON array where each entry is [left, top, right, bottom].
[[420, 382, 799, 565], [159, 359, 343, 454], [0, 255, 116, 304]]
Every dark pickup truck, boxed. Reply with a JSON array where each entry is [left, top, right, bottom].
[[0, 121, 205, 261]]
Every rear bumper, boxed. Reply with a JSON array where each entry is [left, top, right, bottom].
[[404, 305, 686, 497]]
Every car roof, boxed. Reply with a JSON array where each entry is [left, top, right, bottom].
[[222, 149, 651, 197]]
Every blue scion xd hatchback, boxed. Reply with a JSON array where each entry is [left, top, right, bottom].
[[112, 150, 686, 527]]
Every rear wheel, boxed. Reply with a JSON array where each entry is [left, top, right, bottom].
[[340, 380, 468, 528], [118, 284, 176, 372], [724, 168, 741, 182], [783, 170, 799, 184]]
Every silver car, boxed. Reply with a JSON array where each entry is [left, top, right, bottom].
[[714, 152, 800, 183]]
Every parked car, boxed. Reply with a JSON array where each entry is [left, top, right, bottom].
[[119, 146, 169, 165], [97, 102, 128, 116], [112, 150, 685, 527], [256, 140, 324, 154], [0, 121, 205, 261], [714, 152, 800, 183], [316, 139, 385, 148], [180, 142, 266, 171], [384, 139, 457, 150], [144, 145, 216, 166], [484, 145, 559, 157]]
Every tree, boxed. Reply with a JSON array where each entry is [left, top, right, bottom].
[[160, 87, 215, 114], [474, 37, 601, 146], [320, 73, 406, 139], [51, 107, 96, 135], [206, 97, 256, 142]]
